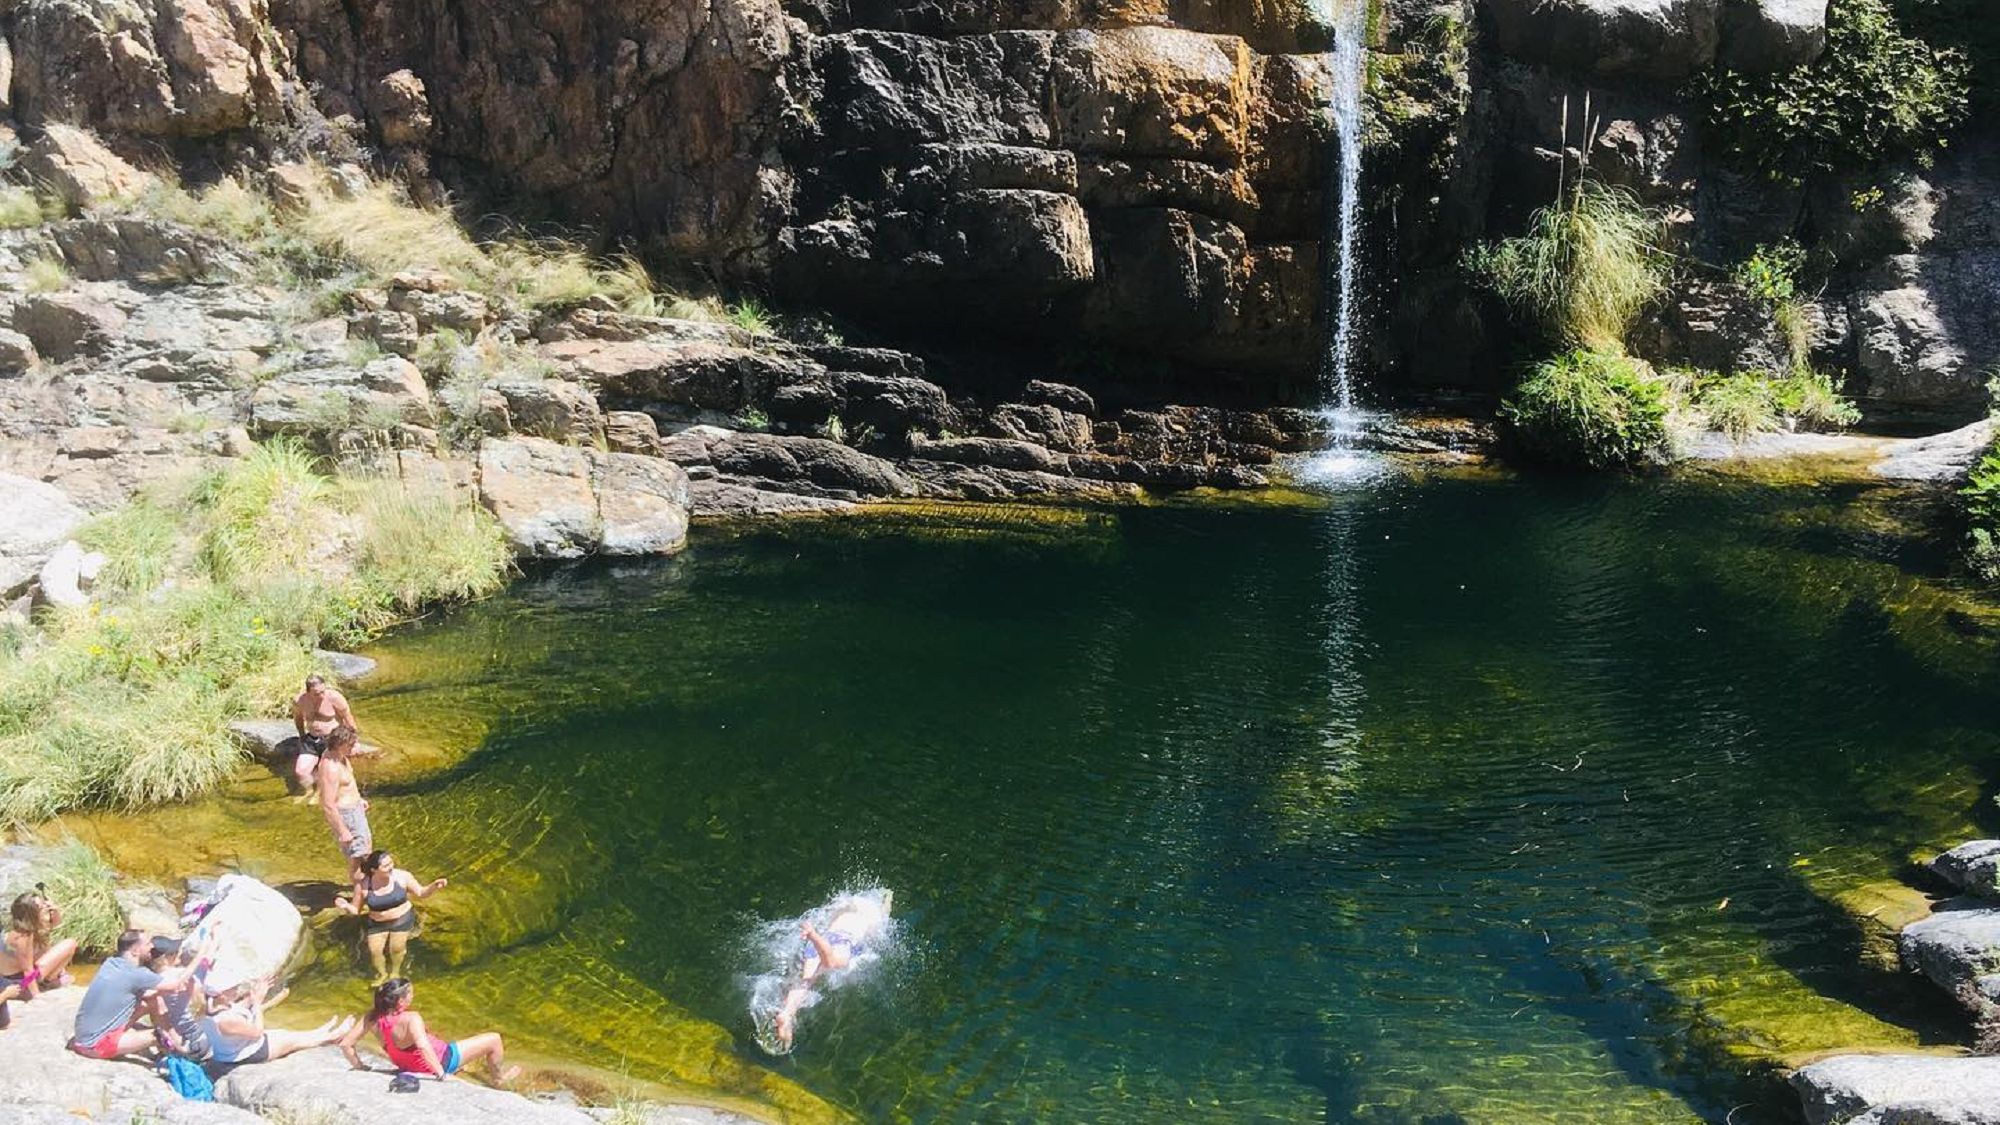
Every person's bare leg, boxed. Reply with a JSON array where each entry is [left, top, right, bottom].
[[35, 938, 78, 988], [384, 931, 411, 980], [264, 1017, 349, 1060], [774, 983, 813, 1048], [454, 1031, 520, 1083], [364, 932, 389, 982], [104, 1026, 159, 1058], [292, 754, 319, 802]]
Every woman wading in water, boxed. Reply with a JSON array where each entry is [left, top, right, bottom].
[[335, 850, 446, 983], [339, 978, 519, 1084]]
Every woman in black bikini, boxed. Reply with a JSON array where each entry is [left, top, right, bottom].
[[334, 851, 447, 983]]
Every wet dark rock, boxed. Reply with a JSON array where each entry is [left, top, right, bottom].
[[1022, 378, 1097, 417], [988, 402, 1094, 452], [833, 372, 955, 436]]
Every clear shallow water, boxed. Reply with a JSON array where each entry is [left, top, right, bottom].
[[200, 474, 2000, 1121]]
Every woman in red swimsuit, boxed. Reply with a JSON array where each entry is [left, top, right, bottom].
[[337, 978, 520, 1084]]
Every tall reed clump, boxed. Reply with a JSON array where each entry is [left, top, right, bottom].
[[0, 439, 513, 822], [1473, 97, 1677, 468], [1471, 178, 1668, 352]]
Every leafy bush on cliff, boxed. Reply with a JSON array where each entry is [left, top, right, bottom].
[[1963, 437, 2000, 583], [1468, 180, 1668, 352], [1696, 0, 1971, 180], [1683, 369, 1861, 439], [0, 440, 513, 822], [1502, 349, 1674, 469]]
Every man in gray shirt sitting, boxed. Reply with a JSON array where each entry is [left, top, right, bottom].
[[69, 931, 208, 1060]]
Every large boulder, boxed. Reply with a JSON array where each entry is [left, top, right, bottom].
[[1847, 252, 2000, 414], [1871, 418, 1997, 483], [476, 436, 601, 560], [0, 474, 86, 598], [11, 291, 131, 363], [1718, 0, 1829, 72], [186, 874, 307, 993], [10, 0, 293, 137], [592, 450, 692, 556], [18, 124, 157, 208], [550, 339, 811, 413], [1899, 901, 2000, 1008], [487, 378, 604, 442], [1791, 1055, 2000, 1125], [53, 218, 235, 285], [1485, 0, 1722, 80], [250, 358, 436, 432]]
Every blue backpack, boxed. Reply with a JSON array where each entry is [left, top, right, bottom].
[[161, 1054, 215, 1102]]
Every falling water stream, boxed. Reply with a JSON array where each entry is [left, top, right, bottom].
[[1305, 0, 1376, 484]]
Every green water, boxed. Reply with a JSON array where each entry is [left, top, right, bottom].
[[243, 472, 2000, 1121]]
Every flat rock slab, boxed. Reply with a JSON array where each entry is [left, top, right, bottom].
[[1873, 418, 1998, 483], [228, 719, 381, 761], [1900, 899, 2000, 1006], [315, 649, 379, 682], [1793, 1055, 2000, 1125], [1931, 841, 2000, 898], [0, 989, 265, 1124]]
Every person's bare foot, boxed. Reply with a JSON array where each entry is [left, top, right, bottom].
[[774, 1010, 794, 1048]]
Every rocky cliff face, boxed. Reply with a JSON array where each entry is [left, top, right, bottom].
[[243, 0, 1339, 384], [3, 0, 1993, 417]]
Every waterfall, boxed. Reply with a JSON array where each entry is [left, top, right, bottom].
[[1319, 0, 1370, 458]]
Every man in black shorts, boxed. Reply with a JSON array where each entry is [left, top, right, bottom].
[[291, 674, 356, 800]]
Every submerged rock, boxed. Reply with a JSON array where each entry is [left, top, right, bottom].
[[314, 649, 379, 682], [1792, 1055, 2000, 1125]]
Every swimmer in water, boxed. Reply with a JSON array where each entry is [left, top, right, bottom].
[[772, 899, 879, 1050]]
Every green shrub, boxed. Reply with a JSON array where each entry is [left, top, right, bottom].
[[1695, 372, 1782, 439], [1502, 349, 1674, 469], [0, 185, 55, 229], [1695, 0, 1971, 180], [729, 297, 775, 335], [1468, 180, 1668, 351], [1965, 437, 2000, 582], [197, 437, 330, 581], [1770, 368, 1862, 430], [29, 840, 124, 956]]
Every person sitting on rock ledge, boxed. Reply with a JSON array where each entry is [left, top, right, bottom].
[[335, 850, 447, 984], [2, 888, 81, 1002], [202, 976, 355, 1072], [293, 673, 357, 801], [316, 725, 372, 886], [338, 977, 520, 1085], [69, 931, 213, 1061]]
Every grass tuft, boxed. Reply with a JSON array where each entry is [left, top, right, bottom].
[[197, 438, 330, 582], [0, 185, 57, 229], [1470, 180, 1668, 351], [24, 257, 69, 294]]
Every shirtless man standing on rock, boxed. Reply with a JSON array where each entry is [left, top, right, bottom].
[[292, 674, 356, 800], [316, 727, 372, 887]]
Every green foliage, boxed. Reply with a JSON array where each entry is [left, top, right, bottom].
[[1681, 369, 1862, 438], [347, 482, 512, 622], [197, 437, 330, 582], [24, 257, 68, 294], [1468, 180, 1668, 351], [1769, 368, 1862, 430], [27, 840, 125, 956], [734, 407, 771, 433], [0, 185, 56, 229], [1963, 437, 2000, 582], [1734, 241, 1806, 304], [0, 442, 511, 822], [1695, 0, 1971, 180], [1501, 349, 1674, 469], [729, 297, 775, 335]]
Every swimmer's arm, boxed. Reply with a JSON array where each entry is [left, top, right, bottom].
[[408, 871, 447, 898], [338, 1014, 367, 1069]]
